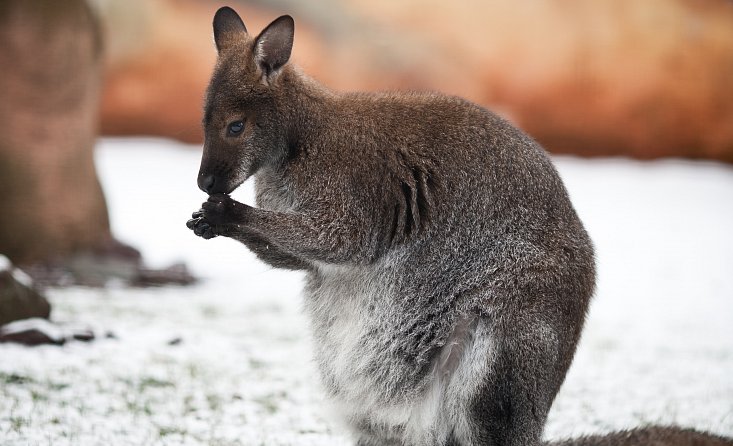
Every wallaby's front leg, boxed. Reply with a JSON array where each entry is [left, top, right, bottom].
[[190, 193, 371, 265], [186, 194, 309, 270]]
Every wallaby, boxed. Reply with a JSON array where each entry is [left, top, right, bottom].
[[186, 7, 732, 446]]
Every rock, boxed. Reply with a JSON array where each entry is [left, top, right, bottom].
[[61, 235, 142, 287], [0, 318, 65, 346], [71, 329, 95, 342], [21, 239, 196, 288], [0, 255, 51, 327], [134, 262, 196, 287], [0, 318, 97, 346]]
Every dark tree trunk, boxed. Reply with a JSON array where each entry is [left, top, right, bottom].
[[0, 1, 113, 266]]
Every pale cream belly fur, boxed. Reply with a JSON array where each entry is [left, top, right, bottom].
[[304, 260, 495, 445]]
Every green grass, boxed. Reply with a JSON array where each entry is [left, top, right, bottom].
[[0, 372, 33, 385], [138, 376, 174, 390]]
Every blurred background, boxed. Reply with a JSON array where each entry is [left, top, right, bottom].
[[2, 0, 733, 272], [1, 1, 732, 444], [96, 0, 733, 160]]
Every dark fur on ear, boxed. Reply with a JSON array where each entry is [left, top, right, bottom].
[[253, 15, 294, 77], [213, 6, 247, 52]]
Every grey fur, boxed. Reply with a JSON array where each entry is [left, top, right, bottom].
[[549, 427, 733, 446], [186, 8, 731, 446]]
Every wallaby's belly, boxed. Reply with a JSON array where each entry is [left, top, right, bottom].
[[302, 257, 505, 444], [303, 259, 444, 434]]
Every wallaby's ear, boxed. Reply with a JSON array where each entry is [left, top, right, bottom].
[[213, 6, 247, 53], [253, 15, 295, 78]]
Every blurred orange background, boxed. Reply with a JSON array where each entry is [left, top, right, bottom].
[[97, 0, 733, 161]]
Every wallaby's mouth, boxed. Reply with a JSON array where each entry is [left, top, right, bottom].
[[198, 172, 243, 195], [197, 158, 251, 194]]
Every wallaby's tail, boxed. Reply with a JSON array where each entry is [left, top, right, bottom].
[[547, 426, 733, 446]]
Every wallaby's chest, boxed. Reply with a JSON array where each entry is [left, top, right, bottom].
[[254, 169, 297, 213]]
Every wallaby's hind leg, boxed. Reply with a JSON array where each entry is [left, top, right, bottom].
[[449, 312, 576, 446]]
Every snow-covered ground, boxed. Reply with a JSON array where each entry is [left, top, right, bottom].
[[1, 138, 732, 445]]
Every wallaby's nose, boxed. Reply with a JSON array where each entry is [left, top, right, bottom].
[[198, 174, 216, 194]]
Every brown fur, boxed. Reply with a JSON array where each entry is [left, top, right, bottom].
[[187, 8, 731, 446], [550, 427, 733, 446]]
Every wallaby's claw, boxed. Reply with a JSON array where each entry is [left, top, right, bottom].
[[186, 214, 218, 239], [193, 221, 210, 236]]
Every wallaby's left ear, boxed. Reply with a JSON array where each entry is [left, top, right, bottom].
[[253, 15, 295, 79], [213, 6, 247, 53]]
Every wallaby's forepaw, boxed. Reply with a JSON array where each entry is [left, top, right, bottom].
[[186, 210, 218, 239], [186, 193, 247, 239]]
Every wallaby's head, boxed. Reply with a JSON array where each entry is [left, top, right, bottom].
[[198, 7, 295, 195]]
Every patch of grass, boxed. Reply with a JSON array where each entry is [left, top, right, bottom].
[[158, 425, 187, 437], [186, 362, 202, 379], [254, 394, 279, 414], [248, 358, 266, 370], [47, 381, 70, 391], [138, 376, 174, 390], [183, 394, 196, 415], [125, 397, 153, 416], [30, 389, 47, 402], [9, 416, 28, 432], [200, 304, 220, 319], [142, 400, 153, 416], [0, 372, 33, 385], [206, 393, 222, 411]]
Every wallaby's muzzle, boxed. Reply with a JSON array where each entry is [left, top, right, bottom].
[[197, 173, 218, 194]]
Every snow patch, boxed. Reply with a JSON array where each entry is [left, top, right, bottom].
[[0, 254, 34, 287], [0, 318, 65, 343], [10, 268, 34, 288], [0, 139, 731, 445], [0, 254, 11, 272]]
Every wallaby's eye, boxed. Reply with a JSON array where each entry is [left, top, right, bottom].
[[227, 120, 244, 136]]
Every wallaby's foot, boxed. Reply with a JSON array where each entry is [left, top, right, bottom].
[[548, 426, 733, 446], [186, 193, 247, 239]]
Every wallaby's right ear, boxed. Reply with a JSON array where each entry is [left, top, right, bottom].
[[253, 15, 295, 79], [213, 6, 247, 53]]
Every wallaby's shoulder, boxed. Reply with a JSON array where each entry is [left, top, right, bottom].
[[320, 87, 498, 130], [285, 78, 514, 167]]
